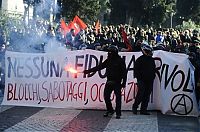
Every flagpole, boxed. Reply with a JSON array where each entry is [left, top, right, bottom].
[[77, 0, 79, 16]]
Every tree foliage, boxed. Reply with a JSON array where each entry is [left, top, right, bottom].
[[23, 0, 199, 26], [61, 0, 102, 23], [0, 10, 23, 36], [109, 0, 126, 25], [109, 0, 173, 26], [139, 0, 168, 26], [176, 0, 200, 24]]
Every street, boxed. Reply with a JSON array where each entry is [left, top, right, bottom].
[[0, 97, 200, 132]]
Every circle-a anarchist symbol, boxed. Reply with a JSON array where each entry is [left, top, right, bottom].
[[171, 94, 193, 115]]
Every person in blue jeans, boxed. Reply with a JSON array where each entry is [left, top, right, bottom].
[[132, 42, 156, 115]]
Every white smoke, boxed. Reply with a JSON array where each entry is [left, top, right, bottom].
[[34, 0, 60, 20], [44, 38, 67, 53], [6, 0, 64, 53]]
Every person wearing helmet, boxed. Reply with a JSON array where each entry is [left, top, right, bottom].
[[153, 42, 166, 51], [140, 42, 154, 56], [132, 42, 156, 115], [83, 45, 127, 119]]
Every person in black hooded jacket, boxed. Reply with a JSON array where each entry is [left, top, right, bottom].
[[132, 42, 156, 115], [83, 45, 127, 119]]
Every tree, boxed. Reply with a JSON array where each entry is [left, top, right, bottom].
[[176, 0, 200, 24], [144, 0, 170, 27], [61, 0, 102, 23], [109, 0, 172, 26], [98, 0, 111, 25], [109, 0, 126, 25], [0, 10, 23, 37]]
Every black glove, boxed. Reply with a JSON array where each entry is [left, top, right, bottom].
[[83, 70, 90, 74]]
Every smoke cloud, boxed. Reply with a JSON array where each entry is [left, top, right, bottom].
[[7, 0, 65, 53]]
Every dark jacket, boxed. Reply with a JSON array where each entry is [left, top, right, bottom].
[[86, 55, 127, 86], [134, 55, 156, 82]]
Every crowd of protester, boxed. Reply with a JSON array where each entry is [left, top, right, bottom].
[[0, 19, 200, 102], [0, 20, 199, 53]]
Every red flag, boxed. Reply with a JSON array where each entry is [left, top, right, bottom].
[[67, 21, 80, 35], [120, 27, 133, 51], [95, 20, 100, 34], [73, 15, 87, 30], [60, 19, 69, 35]]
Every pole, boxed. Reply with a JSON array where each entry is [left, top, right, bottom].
[[170, 12, 173, 28], [28, 0, 30, 25]]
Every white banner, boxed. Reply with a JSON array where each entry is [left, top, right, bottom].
[[1, 50, 199, 116]]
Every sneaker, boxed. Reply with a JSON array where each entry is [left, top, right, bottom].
[[103, 111, 114, 117], [116, 115, 121, 119], [132, 108, 137, 115]]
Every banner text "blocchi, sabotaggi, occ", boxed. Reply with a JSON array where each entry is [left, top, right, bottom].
[[6, 80, 139, 104]]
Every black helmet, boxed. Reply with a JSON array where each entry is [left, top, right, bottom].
[[155, 42, 165, 50], [107, 45, 118, 54], [141, 42, 153, 56]]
